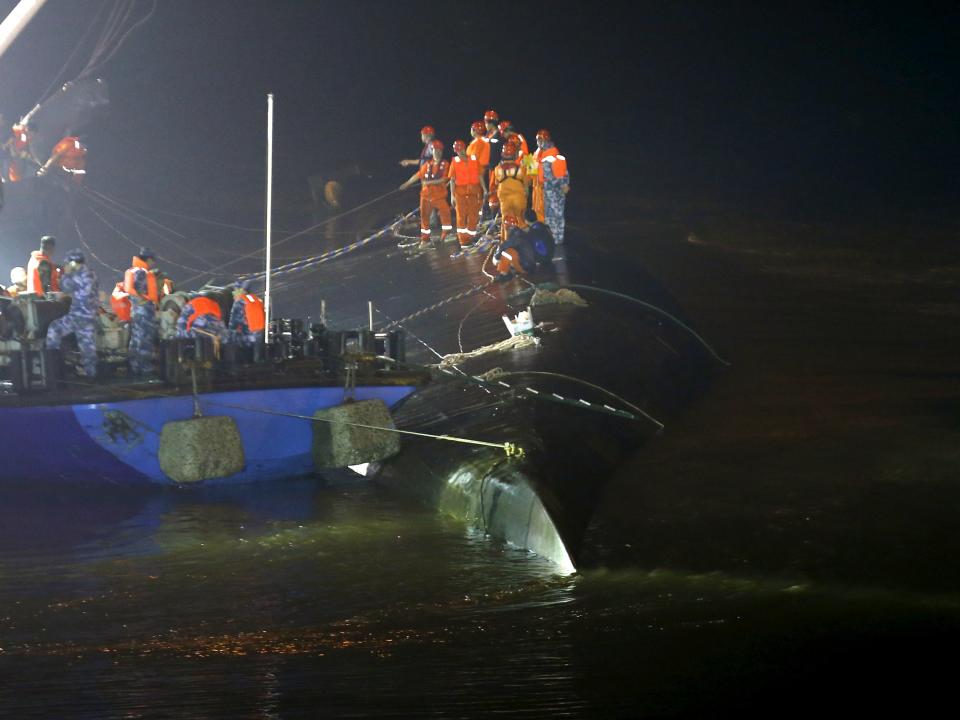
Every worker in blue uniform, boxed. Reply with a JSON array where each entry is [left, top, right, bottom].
[[46, 249, 100, 377]]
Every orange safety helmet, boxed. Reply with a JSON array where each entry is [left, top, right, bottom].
[[498, 120, 514, 135], [429, 139, 443, 151], [536, 128, 552, 143], [501, 139, 519, 158], [483, 109, 499, 123], [420, 125, 435, 137], [470, 120, 485, 136], [452, 139, 466, 154], [502, 214, 519, 229]]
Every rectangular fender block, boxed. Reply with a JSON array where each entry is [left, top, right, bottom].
[[159, 415, 246, 483], [312, 399, 401, 468]]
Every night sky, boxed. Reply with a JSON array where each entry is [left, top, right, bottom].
[[1, 0, 958, 242]]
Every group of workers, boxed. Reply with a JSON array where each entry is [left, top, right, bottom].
[[2, 236, 265, 380], [1, 119, 88, 185], [398, 109, 569, 280]]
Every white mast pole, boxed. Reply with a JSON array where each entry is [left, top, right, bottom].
[[264, 93, 274, 340], [0, 0, 50, 62]]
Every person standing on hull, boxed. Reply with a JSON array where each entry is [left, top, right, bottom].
[[489, 139, 528, 240], [228, 280, 266, 346], [26, 235, 60, 295], [447, 140, 483, 248], [46, 250, 100, 378], [124, 247, 160, 379], [399, 125, 436, 170], [400, 139, 452, 249], [467, 120, 491, 211], [535, 129, 569, 244], [482, 110, 502, 220]]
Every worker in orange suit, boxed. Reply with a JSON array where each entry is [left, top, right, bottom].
[[488, 139, 528, 240], [467, 121, 490, 183], [400, 139, 453, 249], [498, 121, 529, 157], [447, 140, 483, 247], [38, 133, 87, 185]]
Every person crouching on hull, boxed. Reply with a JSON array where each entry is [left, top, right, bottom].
[[46, 249, 100, 377], [228, 280, 266, 346], [177, 294, 228, 344], [400, 139, 453, 249], [447, 140, 483, 247], [492, 215, 535, 282]]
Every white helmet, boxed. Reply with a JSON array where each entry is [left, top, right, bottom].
[[10, 266, 27, 285]]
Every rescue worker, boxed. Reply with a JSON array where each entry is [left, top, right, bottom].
[[26, 235, 60, 294], [37, 132, 87, 185], [523, 208, 556, 267], [498, 121, 529, 157], [46, 249, 100, 377], [467, 120, 491, 214], [535, 129, 570, 244], [176, 293, 228, 342], [447, 139, 483, 247], [5, 267, 27, 297], [399, 125, 436, 169], [400, 139, 453, 249], [489, 139, 528, 240], [228, 280, 266, 346], [482, 110, 502, 193], [110, 281, 131, 322], [492, 215, 536, 281], [124, 247, 160, 379], [2, 121, 36, 182]]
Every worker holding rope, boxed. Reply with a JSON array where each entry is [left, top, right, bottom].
[[400, 139, 453, 249]]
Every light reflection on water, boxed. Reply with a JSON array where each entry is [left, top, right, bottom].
[[1, 479, 959, 718]]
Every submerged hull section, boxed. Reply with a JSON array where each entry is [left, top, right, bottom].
[[1, 385, 416, 487]]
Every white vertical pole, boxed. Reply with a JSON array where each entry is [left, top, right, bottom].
[[264, 93, 274, 340], [0, 0, 49, 62]]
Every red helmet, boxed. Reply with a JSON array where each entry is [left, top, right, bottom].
[[535, 128, 552, 143], [420, 125, 435, 137], [452, 139, 467, 154], [429, 139, 443, 152], [502, 215, 519, 229], [483, 109, 499, 123], [501, 139, 519, 158], [470, 120, 485, 136], [497, 120, 513, 135]]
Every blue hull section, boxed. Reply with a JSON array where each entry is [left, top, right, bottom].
[[1, 386, 416, 487]]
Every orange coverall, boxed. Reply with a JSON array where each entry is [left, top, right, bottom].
[[489, 161, 528, 239], [447, 154, 483, 246], [418, 159, 453, 240]]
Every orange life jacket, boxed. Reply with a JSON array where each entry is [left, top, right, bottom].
[[124, 257, 158, 304], [448, 154, 481, 186], [185, 297, 222, 331], [467, 136, 490, 169], [241, 294, 265, 332], [111, 282, 132, 321], [52, 136, 87, 171], [536, 147, 567, 182], [26, 251, 60, 294]]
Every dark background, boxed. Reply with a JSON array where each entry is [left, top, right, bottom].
[[2, 0, 958, 239]]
